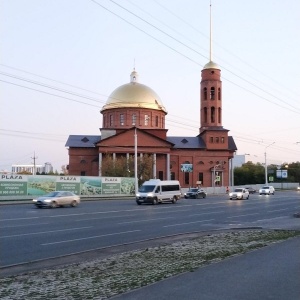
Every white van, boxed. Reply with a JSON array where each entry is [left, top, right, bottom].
[[136, 179, 182, 205]]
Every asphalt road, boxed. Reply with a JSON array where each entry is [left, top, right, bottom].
[[1, 191, 299, 268]]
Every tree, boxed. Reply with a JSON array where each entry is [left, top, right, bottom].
[[234, 161, 300, 185], [234, 162, 264, 185], [101, 154, 154, 184], [61, 165, 68, 175]]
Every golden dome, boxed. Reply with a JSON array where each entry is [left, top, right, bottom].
[[101, 70, 167, 113], [203, 61, 220, 70]]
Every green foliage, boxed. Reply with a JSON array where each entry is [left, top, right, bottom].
[[234, 161, 300, 185], [101, 154, 154, 183], [234, 162, 264, 185]]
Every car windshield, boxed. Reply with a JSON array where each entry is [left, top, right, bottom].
[[234, 188, 243, 192], [138, 185, 155, 193], [189, 188, 198, 192], [262, 186, 270, 189], [44, 191, 60, 197]]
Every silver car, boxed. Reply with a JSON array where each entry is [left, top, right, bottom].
[[33, 191, 80, 208]]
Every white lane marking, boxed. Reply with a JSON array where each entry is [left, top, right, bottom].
[[227, 213, 260, 218], [1, 216, 42, 221], [1, 222, 49, 229], [267, 208, 289, 213], [0, 206, 193, 222], [118, 217, 174, 225], [0, 226, 92, 239], [189, 211, 223, 217], [41, 229, 141, 246], [163, 219, 215, 228], [75, 214, 136, 222], [255, 216, 286, 222]]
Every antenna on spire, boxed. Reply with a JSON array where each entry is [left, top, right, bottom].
[[209, 0, 212, 62], [133, 58, 136, 70]]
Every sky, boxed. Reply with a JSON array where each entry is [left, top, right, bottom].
[[1, 0, 300, 172]]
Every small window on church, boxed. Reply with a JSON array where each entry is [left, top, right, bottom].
[[109, 115, 113, 126], [155, 116, 159, 127], [211, 107, 215, 122], [218, 88, 221, 100], [210, 87, 215, 100], [120, 114, 124, 126], [204, 107, 208, 123], [210, 137, 213, 143], [132, 114, 136, 125], [221, 137, 225, 143], [204, 87, 207, 100], [145, 114, 149, 126], [216, 137, 219, 143], [218, 107, 221, 123]]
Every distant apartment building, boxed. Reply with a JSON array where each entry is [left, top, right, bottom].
[[12, 162, 53, 174], [232, 155, 247, 168]]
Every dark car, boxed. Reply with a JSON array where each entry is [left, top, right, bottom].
[[245, 187, 256, 194], [184, 188, 207, 199]]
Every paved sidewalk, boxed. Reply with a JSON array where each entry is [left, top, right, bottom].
[[112, 236, 300, 300]]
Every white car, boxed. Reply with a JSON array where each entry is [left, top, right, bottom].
[[229, 188, 249, 200], [259, 186, 275, 195]]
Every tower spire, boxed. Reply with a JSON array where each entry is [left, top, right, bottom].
[[209, 0, 212, 62]]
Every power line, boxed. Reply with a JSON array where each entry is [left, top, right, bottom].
[[92, 0, 300, 113]]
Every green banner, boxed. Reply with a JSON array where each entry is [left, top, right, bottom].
[[102, 177, 121, 194], [56, 176, 80, 194], [0, 175, 27, 196], [0, 175, 135, 198]]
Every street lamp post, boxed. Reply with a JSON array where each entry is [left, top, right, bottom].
[[264, 142, 275, 185], [134, 128, 138, 195], [213, 164, 221, 194]]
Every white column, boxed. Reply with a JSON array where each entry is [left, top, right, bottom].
[[166, 153, 170, 180], [98, 153, 102, 176], [153, 153, 156, 178]]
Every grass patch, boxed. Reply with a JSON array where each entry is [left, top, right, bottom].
[[0, 230, 299, 299]]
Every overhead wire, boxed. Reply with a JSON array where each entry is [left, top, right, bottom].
[[1, 1, 299, 162], [100, 0, 300, 113]]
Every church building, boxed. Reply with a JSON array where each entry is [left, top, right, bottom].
[[65, 58, 237, 188]]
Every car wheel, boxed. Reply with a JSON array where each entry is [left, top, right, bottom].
[[196, 194, 199, 199], [51, 201, 58, 208], [247, 195, 249, 199], [229, 198, 232, 200], [172, 196, 177, 204], [203, 194, 206, 198], [70, 200, 78, 207], [136, 201, 141, 205], [153, 198, 158, 205], [241, 195, 243, 200]]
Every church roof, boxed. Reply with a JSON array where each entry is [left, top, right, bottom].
[[101, 70, 167, 113], [65, 135, 101, 148], [167, 136, 206, 149], [65, 134, 237, 151]]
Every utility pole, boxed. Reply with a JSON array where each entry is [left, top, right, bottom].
[[31, 152, 38, 175], [264, 142, 275, 185]]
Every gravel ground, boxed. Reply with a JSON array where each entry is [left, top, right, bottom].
[[1, 229, 299, 300]]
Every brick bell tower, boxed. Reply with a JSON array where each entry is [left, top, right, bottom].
[[199, 2, 229, 150]]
